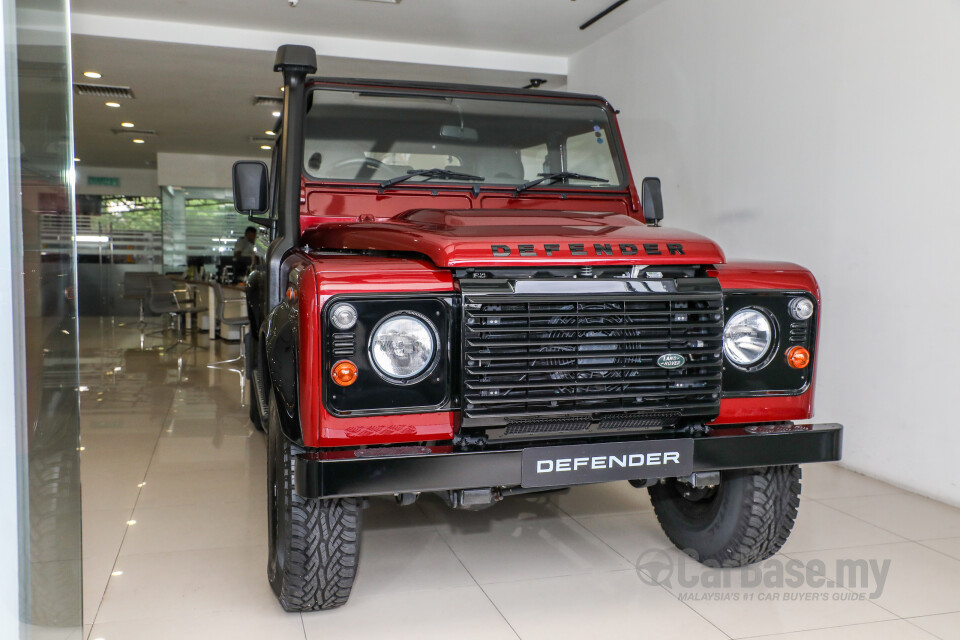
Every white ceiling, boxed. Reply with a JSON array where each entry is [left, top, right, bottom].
[[71, 36, 568, 168], [71, 0, 656, 170], [73, 0, 656, 56]]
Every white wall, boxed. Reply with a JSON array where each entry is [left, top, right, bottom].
[[157, 152, 257, 189], [76, 153, 254, 196], [76, 166, 158, 197], [569, 0, 960, 506]]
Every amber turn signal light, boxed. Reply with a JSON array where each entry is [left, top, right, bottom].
[[331, 360, 358, 386], [785, 346, 810, 369]]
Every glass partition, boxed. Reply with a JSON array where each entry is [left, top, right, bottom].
[[9, 0, 83, 635], [67, 187, 266, 316], [69, 195, 163, 316], [161, 186, 265, 273]]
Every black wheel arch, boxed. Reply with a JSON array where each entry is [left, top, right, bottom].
[[245, 267, 266, 336], [256, 252, 317, 446], [261, 296, 302, 443]]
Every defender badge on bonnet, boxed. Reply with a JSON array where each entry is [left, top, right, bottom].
[[657, 353, 686, 369]]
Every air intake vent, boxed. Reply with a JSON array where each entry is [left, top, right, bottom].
[[74, 84, 135, 99], [331, 333, 356, 358], [253, 95, 283, 106], [249, 136, 277, 143], [111, 128, 156, 136]]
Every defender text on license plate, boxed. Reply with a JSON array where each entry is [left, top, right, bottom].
[[521, 439, 694, 488]]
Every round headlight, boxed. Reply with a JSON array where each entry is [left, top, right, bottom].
[[788, 297, 814, 320], [369, 313, 437, 382], [723, 308, 774, 368], [330, 303, 358, 330]]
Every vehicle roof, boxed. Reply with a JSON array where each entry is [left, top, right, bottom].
[[307, 76, 612, 106]]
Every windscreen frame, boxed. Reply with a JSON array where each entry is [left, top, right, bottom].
[[300, 81, 632, 193]]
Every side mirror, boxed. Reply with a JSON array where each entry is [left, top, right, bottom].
[[232, 161, 269, 215], [641, 177, 664, 225]]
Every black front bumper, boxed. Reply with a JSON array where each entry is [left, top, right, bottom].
[[295, 422, 842, 499]]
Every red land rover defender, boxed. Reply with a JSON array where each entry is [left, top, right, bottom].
[[235, 45, 843, 611]]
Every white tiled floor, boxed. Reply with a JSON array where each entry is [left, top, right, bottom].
[[79, 319, 960, 640]]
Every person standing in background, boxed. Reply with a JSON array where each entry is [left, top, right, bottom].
[[234, 226, 258, 261]]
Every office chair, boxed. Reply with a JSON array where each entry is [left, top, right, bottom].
[[147, 276, 207, 367], [207, 282, 250, 368]]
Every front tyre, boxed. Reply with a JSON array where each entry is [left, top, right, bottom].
[[249, 401, 264, 432], [648, 465, 801, 567], [267, 393, 361, 611]]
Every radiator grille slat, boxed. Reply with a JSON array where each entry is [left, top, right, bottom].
[[461, 280, 724, 426], [465, 373, 722, 391]]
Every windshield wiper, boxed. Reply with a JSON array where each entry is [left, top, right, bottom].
[[380, 168, 485, 189], [514, 171, 608, 195]]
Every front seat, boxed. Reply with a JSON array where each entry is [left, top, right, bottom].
[[473, 149, 524, 183]]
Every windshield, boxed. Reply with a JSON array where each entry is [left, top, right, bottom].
[[302, 87, 626, 189]]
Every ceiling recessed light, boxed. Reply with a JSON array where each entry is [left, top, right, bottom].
[[126, 520, 137, 525], [73, 157, 80, 162], [265, 130, 276, 136], [111, 570, 123, 576], [260, 145, 272, 150], [132, 139, 145, 144], [105, 102, 120, 108], [280, 87, 285, 92], [121, 122, 134, 128], [83, 71, 102, 79], [272, 111, 281, 117]]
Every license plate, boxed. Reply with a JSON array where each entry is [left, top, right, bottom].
[[521, 439, 694, 488]]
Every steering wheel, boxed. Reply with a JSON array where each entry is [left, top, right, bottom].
[[329, 157, 398, 178]]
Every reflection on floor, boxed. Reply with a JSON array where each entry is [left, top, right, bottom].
[[80, 318, 960, 640]]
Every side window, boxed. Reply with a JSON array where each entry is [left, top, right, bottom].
[[565, 129, 618, 181], [520, 143, 548, 180]]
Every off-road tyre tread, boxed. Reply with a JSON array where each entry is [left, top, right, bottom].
[[649, 465, 801, 567], [249, 401, 264, 431], [277, 493, 361, 611], [268, 395, 361, 611], [248, 349, 267, 431]]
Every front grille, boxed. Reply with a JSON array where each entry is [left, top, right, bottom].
[[501, 412, 677, 438], [461, 278, 724, 427], [598, 412, 680, 430], [504, 419, 592, 436]]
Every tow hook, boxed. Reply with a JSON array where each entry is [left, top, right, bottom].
[[452, 434, 487, 451], [679, 423, 710, 436]]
